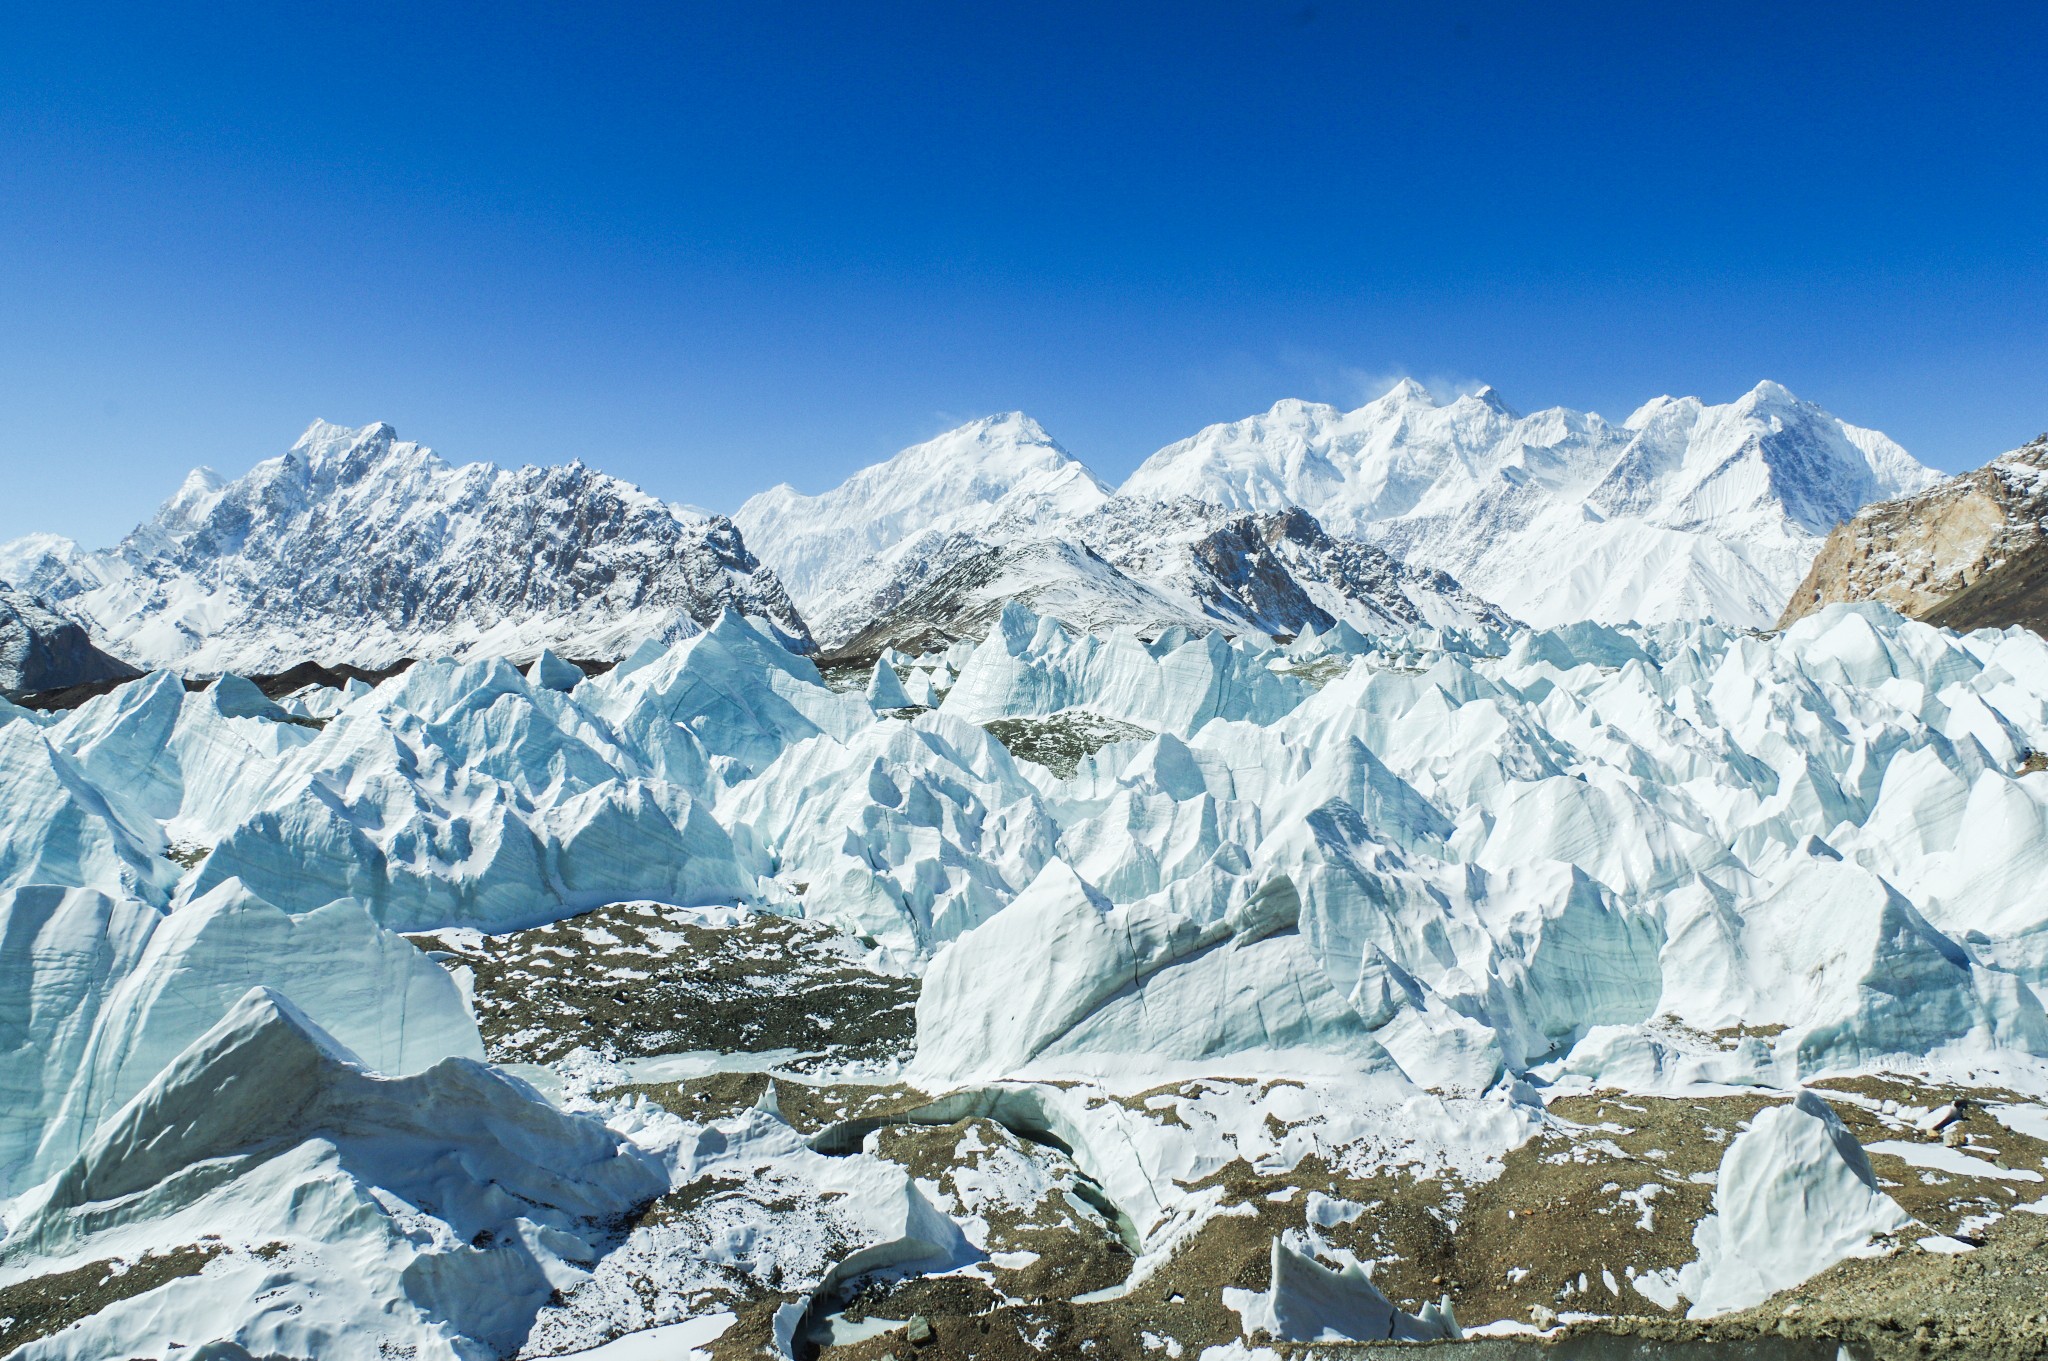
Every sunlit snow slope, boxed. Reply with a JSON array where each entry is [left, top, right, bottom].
[[1123, 380, 1939, 628], [734, 412, 1112, 618]]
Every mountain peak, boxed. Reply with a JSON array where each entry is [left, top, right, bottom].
[[1118, 383, 1930, 627], [1265, 397, 1340, 419], [980, 410, 1048, 436], [1462, 385, 1517, 417], [292, 418, 397, 456], [1378, 377, 1436, 407], [172, 466, 226, 499], [733, 411, 1108, 613], [907, 412, 1070, 469], [1740, 379, 1800, 408], [35, 421, 813, 671]]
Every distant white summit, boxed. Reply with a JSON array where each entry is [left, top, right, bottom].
[[737, 380, 1937, 641], [1124, 379, 1938, 627], [735, 411, 1112, 614], [0, 420, 811, 675], [738, 412, 1511, 652]]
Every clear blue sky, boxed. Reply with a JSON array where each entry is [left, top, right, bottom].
[[3, 2, 2044, 547]]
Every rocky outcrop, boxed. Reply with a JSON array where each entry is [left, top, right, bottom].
[[814, 498, 1512, 660], [1778, 434, 2048, 632], [0, 586, 139, 696]]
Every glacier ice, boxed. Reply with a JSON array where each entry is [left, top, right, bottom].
[[0, 988, 662, 1361], [1224, 1236, 1459, 1343], [1, 876, 479, 1197], [10, 600, 2045, 1083], [4, 597, 2048, 1348], [1674, 1090, 1913, 1316]]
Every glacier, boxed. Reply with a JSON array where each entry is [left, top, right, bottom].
[[2, 600, 2047, 1353]]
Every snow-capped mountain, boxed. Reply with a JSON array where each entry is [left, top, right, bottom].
[[809, 497, 1512, 656], [1780, 432, 2048, 636], [738, 415, 1511, 653], [740, 383, 1929, 647], [1122, 380, 1940, 628], [733, 411, 1111, 615], [0, 585, 138, 695], [2, 420, 812, 674]]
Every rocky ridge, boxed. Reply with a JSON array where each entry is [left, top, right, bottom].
[[1779, 433, 2048, 634], [0, 586, 139, 696], [797, 491, 1514, 657]]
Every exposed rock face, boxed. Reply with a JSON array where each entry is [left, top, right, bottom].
[[1778, 434, 2048, 633], [820, 536, 1195, 661], [0, 420, 813, 674], [816, 498, 1512, 659], [0, 586, 138, 695], [1116, 499, 1515, 638]]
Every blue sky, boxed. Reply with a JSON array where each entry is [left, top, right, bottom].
[[3, 2, 2044, 547]]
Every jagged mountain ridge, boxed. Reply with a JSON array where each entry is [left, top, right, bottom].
[[740, 381, 1934, 645], [1123, 380, 1940, 628], [812, 496, 1514, 657], [1, 382, 1938, 679], [741, 414, 1514, 653], [1779, 433, 2048, 635], [1, 421, 813, 674], [1085, 497, 1513, 637]]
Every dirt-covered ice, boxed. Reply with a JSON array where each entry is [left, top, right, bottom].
[[4, 602, 2048, 1356]]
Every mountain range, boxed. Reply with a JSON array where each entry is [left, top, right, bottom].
[[1, 380, 1947, 687], [7, 390, 2048, 1356], [0, 420, 812, 677], [742, 380, 1934, 642]]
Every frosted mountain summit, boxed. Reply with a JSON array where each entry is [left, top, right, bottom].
[[1122, 380, 1939, 628], [737, 413, 1511, 650], [2, 420, 812, 674], [735, 412, 1112, 616], [736, 383, 1932, 647]]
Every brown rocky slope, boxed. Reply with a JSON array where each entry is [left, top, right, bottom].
[[1778, 434, 2048, 633]]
